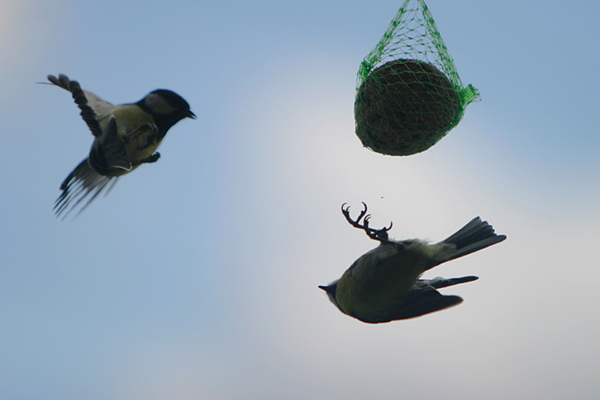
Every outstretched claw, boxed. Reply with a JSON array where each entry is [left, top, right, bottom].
[[341, 202, 368, 226], [341, 202, 393, 243]]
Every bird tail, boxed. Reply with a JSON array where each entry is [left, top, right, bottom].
[[54, 158, 118, 219], [432, 217, 506, 267]]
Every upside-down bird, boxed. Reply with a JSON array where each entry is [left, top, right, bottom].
[[319, 203, 506, 323]]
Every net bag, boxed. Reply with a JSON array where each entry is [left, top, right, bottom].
[[355, 0, 480, 156]]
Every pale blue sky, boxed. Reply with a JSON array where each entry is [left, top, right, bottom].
[[2, 0, 600, 399]]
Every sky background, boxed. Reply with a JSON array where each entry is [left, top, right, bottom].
[[1, 0, 600, 399]]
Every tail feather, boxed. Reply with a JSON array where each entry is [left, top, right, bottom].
[[434, 217, 506, 266], [54, 158, 118, 219]]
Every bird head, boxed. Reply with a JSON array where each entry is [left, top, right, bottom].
[[141, 89, 196, 132], [318, 282, 341, 310]]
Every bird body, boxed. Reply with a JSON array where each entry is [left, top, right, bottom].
[[90, 104, 160, 175], [320, 204, 506, 323], [335, 240, 447, 320], [46, 74, 195, 217]]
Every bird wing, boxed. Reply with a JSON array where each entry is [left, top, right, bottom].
[[381, 286, 464, 321], [47, 74, 114, 137], [369, 276, 477, 322], [81, 89, 115, 118], [427, 275, 478, 289], [88, 116, 132, 173]]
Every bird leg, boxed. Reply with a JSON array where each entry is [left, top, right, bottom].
[[341, 202, 393, 243]]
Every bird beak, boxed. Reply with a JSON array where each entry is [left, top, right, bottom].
[[187, 111, 197, 119]]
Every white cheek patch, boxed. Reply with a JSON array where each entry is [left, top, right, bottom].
[[144, 93, 178, 115]]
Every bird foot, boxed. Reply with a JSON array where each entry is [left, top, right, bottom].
[[341, 202, 393, 243]]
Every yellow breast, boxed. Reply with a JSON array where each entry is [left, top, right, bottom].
[[99, 106, 162, 163]]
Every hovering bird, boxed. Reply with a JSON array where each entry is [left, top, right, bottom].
[[45, 74, 196, 217], [319, 203, 506, 323]]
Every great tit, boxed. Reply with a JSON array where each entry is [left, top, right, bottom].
[[45, 74, 196, 217], [319, 203, 506, 323]]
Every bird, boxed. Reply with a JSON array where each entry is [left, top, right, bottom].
[[45, 74, 196, 218], [319, 203, 506, 323]]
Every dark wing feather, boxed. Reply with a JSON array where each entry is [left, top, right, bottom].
[[47, 74, 104, 137], [88, 116, 132, 174], [368, 276, 478, 322], [428, 276, 479, 289], [382, 287, 464, 321]]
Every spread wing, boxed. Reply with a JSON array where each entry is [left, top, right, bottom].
[[46, 74, 114, 137]]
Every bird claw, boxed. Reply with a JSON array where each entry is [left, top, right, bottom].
[[341, 202, 393, 243]]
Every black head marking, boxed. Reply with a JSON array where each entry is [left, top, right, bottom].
[[137, 89, 195, 133]]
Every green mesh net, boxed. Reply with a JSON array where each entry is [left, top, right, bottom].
[[354, 0, 480, 156]]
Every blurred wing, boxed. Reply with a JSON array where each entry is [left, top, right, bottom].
[[47, 74, 114, 137], [54, 158, 118, 218]]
